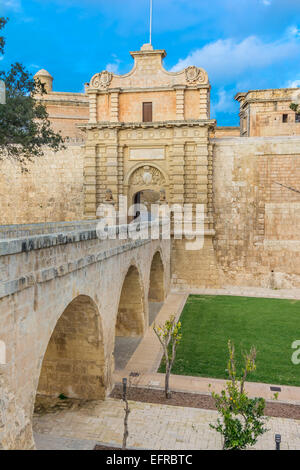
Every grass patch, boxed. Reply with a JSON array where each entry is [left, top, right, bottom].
[[158, 295, 300, 386]]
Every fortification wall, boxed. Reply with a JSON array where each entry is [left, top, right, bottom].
[[0, 145, 85, 225], [213, 136, 300, 288]]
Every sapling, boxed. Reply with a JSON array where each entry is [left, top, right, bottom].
[[153, 315, 182, 399]]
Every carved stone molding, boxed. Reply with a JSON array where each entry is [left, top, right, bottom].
[[90, 71, 113, 90]]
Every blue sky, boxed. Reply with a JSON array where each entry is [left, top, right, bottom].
[[1, 0, 300, 125]]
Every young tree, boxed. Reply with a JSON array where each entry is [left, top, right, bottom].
[[153, 315, 182, 399], [0, 18, 65, 167], [210, 340, 268, 450], [122, 378, 130, 450], [121, 373, 141, 450]]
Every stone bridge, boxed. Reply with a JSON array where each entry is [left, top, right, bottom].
[[0, 220, 170, 450]]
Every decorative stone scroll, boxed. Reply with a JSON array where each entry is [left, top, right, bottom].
[[185, 66, 206, 85], [90, 71, 113, 90]]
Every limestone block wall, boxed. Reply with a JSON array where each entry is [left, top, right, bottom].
[[213, 136, 300, 288], [0, 145, 85, 225], [38, 92, 89, 140]]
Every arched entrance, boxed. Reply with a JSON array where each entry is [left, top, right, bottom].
[[36, 295, 106, 402], [148, 251, 165, 325], [133, 189, 160, 220], [114, 265, 145, 370], [126, 165, 168, 222]]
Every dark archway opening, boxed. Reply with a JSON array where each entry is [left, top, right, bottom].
[[148, 251, 165, 326], [114, 265, 145, 370]]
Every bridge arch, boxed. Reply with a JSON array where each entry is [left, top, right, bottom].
[[149, 250, 165, 303], [114, 264, 146, 370], [148, 250, 165, 325], [115, 264, 145, 337], [36, 295, 106, 401]]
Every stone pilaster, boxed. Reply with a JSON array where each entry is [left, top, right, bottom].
[[106, 131, 119, 206], [89, 92, 97, 123], [110, 89, 120, 122], [118, 145, 124, 199], [195, 138, 209, 208], [199, 88, 209, 119], [84, 144, 97, 218], [170, 142, 185, 204], [175, 86, 186, 120]]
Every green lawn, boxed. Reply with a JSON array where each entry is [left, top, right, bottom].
[[158, 295, 300, 386]]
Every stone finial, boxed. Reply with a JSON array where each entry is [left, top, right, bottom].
[[34, 69, 53, 93], [141, 43, 154, 52]]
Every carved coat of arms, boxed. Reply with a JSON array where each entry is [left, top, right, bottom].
[[90, 71, 113, 90], [131, 166, 165, 187], [185, 66, 205, 85]]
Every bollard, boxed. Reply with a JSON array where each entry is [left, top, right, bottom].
[[275, 434, 281, 450]]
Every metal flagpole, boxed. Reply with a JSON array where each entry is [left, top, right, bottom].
[[150, 0, 153, 44]]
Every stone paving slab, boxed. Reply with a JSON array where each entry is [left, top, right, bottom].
[[33, 398, 300, 450], [34, 433, 97, 450]]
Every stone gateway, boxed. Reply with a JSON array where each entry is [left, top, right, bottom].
[[1, 41, 300, 449]]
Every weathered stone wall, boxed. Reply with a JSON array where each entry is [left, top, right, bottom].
[[212, 136, 300, 288], [0, 145, 85, 225]]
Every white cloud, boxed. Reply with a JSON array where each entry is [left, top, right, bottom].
[[287, 26, 300, 38], [286, 79, 300, 88], [171, 32, 300, 85], [212, 89, 236, 114], [106, 63, 120, 74], [105, 57, 121, 74], [2, 0, 21, 11], [262, 0, 271, 5]]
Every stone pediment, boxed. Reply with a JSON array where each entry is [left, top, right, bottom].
[[89, 43, 209, 92]]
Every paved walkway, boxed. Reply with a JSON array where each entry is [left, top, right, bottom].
[[120, 292, 187, 374], [114, 302, 164, 370], [114, 372, 300, 405], [182, 285, 300, 300], [33, 398, 300, 450], [114, 287, 300, 405]]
